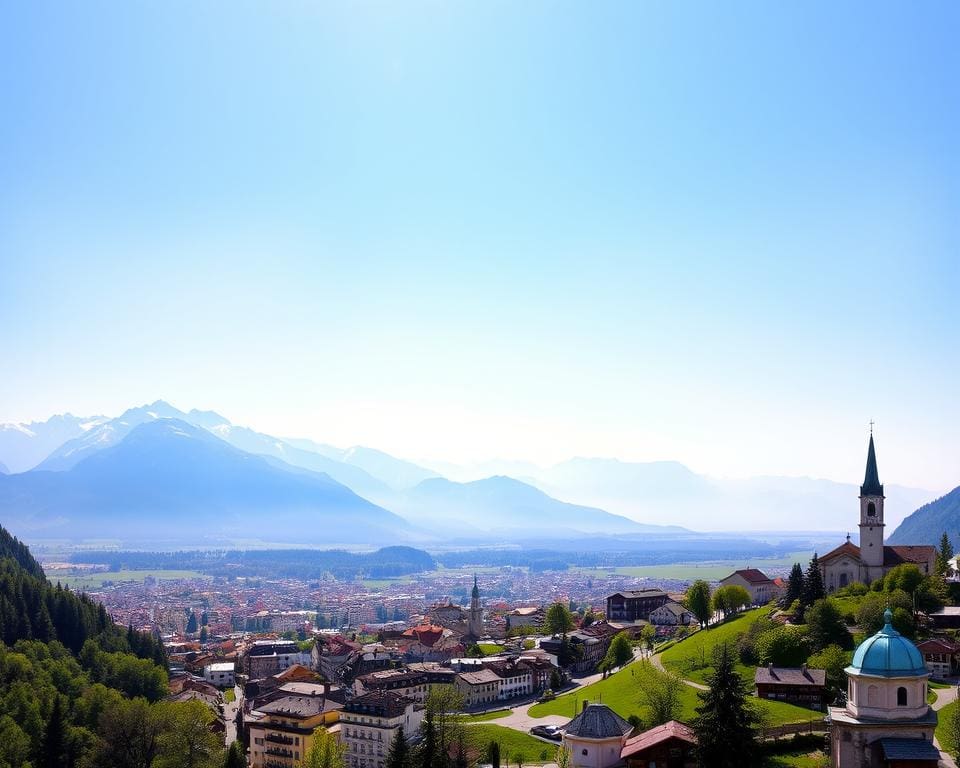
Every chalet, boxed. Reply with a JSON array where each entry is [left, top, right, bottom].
[[755, 664, 828, 711], [915, 638, 959, 678], [620, 720, 697, 768], [720, 569, 779, 606], [606, 590, 670, 622], [648, 601, 694, 627]]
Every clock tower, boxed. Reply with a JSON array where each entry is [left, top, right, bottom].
[[858, 431, 885, 578]]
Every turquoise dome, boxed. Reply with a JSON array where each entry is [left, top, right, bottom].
[[847, 609, 927, 678]]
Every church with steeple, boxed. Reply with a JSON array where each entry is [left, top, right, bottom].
[[467, 574, 484, 639], [819, 432, 936, 591]]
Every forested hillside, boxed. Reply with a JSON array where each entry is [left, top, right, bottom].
[[0, 525, 224, 768]]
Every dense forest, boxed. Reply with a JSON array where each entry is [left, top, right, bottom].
[[0, 525, 225, 768], [70, 545, 437, 579]]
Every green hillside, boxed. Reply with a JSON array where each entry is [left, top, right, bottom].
[[889, 485, 960, 547]]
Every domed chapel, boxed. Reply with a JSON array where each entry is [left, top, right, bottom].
[[828, 610, 940, 767]]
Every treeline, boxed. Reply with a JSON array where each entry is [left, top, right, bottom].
[[0, 526, 212, 768], [71, 545, 437, 579]]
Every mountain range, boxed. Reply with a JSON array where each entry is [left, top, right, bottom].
[[0, 400, 952, 545], [888, 486, 960, 549]]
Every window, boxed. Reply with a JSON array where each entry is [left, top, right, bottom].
[[867, 502, 876, 517], [897, 687, 908, 706], [867, 685, 879, 706]]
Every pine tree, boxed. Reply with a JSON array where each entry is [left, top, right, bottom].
[[419, 707, 437, 768], [692, 643, 759, 768], [186, 612, 199, 634], [936, 532, 954, 578], [41, 694, 68, 768], [487, 741, 501, 768], [386, 727, 409, 768], [782, 563, 805, 608], [802, 554, 825, 608], [224, 741, 247, 768]]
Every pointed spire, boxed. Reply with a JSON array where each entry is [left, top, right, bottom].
[[472, 573, 479, 599], [860, 432, 884, 497]]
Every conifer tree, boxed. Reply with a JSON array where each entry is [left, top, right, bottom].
[[386, 727, 409, 768], [41, 694, 67, 768], [692, 643, 759, 768], [937, 532, 954, 578], [224, 741, 247, 768], [419, 707, 437, 768], [487, 741, 501, 768], [782, 563, 805, 608], [802, 554, 825, 608]]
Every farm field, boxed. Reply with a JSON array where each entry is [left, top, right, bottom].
[[570, 551, 813, 582], [51, 569, 207, 589]]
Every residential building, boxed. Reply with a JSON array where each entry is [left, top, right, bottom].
[[505, 606, 544, 632], [562, 702, 634, 768], [915, 638, 959, 678], [340, 691, 423, 768], [456, 668, 501, 708], [247, 694, 341, 768], [827, 610, 939, 767], [754, 664, 829, 711], [353, 669, 429, 703], [203, 661, 235, 688], [819, 434, 936, 592], [484, 659, 533, 700], [648, 601, 694, 626], [719, 569, 778, 606], [620, 720, 697, 768], [605, 590, 670, 622], [246, 640, 310, 680]]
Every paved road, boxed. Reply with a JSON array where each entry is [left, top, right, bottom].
[[649, 647, 707, 691], [223, 684, 242, 745]]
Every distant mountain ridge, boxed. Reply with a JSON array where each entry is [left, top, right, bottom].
[[888, 486, 960, 548], [392, 475, 688, 538], [0, 413, 107, 473], [0, 418, 413, 546]]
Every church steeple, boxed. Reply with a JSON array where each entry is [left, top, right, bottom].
[[472, 573, 479, 600], [860, 433, 884, 497]]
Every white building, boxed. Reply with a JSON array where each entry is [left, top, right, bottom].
[[648, 601, 694, 626], [203, 661, 235, 687], [340, 691, 423, 768]]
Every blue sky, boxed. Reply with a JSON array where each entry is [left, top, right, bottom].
[[1, 2, 957, 490]]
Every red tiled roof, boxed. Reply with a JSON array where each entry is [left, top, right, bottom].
[[819, 541, 861, 563], [916, 638, 960, 654], [403, 624, 444, 647], [621, 721, 696, 758]]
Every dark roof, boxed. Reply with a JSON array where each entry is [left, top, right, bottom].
[[565, 703, 633, 739], [860, 434, 884, 497], [754, 666, 826, 687], [258, 695, 331, 718], [726, 569, 773, 585], [916, 638, 960, 654], [621, 721, 696, 758], [343, 690, 413, 719], [472, 574, 480, 599], [876, 737, 940, 761], [884, 545, 936, 567], [609, 589, 668, 600]]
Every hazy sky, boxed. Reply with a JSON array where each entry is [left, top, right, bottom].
[[1, 2, 957, 491]]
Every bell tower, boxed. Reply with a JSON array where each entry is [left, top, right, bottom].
[[858, 429, 885, 572], [467, 574, 483, 639]]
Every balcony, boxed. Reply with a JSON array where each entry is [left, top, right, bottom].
[[265, 734, 295, 745], [265, 746, 295, 758]]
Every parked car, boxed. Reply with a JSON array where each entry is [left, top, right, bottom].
[[530, 725, 563, 741]]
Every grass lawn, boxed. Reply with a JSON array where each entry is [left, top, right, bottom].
[[53, 569, 206, 589], [936, 700, 958, 756], [224, 688, 236, 703], [527, 658, 816, 727], [660, 607, 766, 684], [467, 725, 557, 765], [465, 709, 510, 722], [477, 643, 503, 656], [762, 752, 828, 767]]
